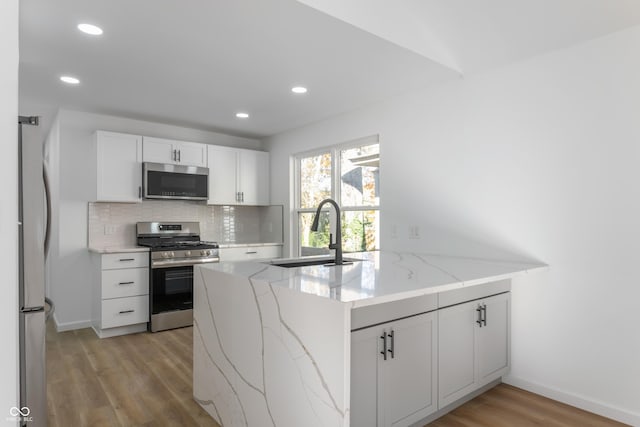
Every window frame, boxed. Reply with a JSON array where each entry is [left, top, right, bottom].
[[292, 135, 380, 257]]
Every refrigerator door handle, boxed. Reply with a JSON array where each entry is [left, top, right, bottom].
[[43, 162, 51, 258]]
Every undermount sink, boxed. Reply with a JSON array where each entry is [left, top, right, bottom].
[[268, 257, 360, 268]]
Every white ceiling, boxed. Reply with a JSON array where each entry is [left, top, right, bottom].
[[297, 0, 640, 74], [19, 0, 640, 139]]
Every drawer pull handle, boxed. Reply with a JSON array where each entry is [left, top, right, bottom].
[[118, 281, 135, 285], [119, 258, 135, 262], [481, 304, 487, 326], [119, 309, 135, 314], [380, 331, 387, 361], [245, 251, 258, 254]]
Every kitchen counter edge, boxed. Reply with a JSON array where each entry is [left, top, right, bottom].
[[88, 246, 150, 254]]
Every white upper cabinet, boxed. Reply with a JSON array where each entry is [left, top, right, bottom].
[[207, 145, 237, 205], [238, 149, 270, 205], [95, 131, 143, 203], [207, 145, 270, 205], [142, 136, 207, 168]]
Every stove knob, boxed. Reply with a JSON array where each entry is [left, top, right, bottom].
[[170, 251, 175, 257], [162, 252, 170, 258], [201, 249, 210, 256], [185, 251, 191, 257]]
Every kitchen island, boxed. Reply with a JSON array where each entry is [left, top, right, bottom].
[[193, 251, 546, 427]]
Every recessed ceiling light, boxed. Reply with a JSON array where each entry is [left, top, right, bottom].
[[77, 23, 103, 36], [291, 86, 308, 94], [236, 112, 250, 119], [60, 76, 80, 85]]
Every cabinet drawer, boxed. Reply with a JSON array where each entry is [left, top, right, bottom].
[[101, 295, 148, 329], [220, 246, 282, 261], [351, 294, 438, 330], [101, 268, 149, 299], [101, 252, 148, 270], [438, 279, 511, 308]]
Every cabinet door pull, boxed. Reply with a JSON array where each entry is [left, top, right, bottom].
[[118, 281, 134, 285], [177, 150, 181, 162], [476, 306, 483, 327], [138, 186, 142, 199], [241, 192, 244, 202], [482, 304, 487, 326], [172, 149, 176, 161], [380, 331, 387, 361], [388, 330, 394, 359], [119, 258, 135, 262], [119, 309, 135, 314]]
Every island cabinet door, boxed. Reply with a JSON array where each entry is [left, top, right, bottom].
[[378, 312, 438, 427], [477, 292, 510, 386], [350, 312, 438, 427], [438, 292, 511, 408], [351, 326, 380, 427], [438, 300, 477, 408]]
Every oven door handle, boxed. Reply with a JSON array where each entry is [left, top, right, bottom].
[[151, 258, 220, 269]]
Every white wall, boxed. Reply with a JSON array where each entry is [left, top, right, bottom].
[[48, 110, 262, 330], [0, 0, 19, 415], [265, 26, 640, 424]]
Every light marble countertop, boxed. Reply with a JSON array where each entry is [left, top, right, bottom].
[[88, 246, 150, 254], [199, 251, 547, 308]]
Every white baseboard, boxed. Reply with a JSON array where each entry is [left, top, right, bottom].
[[504, 375, 640, 426], [52, 313, 92, 332], [92, 323, 147, 339]]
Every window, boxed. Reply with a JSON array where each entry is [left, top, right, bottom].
[[294, 136, 380, 256]]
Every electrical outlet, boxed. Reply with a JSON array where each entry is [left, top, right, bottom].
[[104, 224, 117, 235], [409, 225, 420, 239]]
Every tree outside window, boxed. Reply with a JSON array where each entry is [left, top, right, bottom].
[[295, 137, 379, 256]]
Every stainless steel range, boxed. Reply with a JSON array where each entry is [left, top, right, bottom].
[[136, 221, 219, 332]]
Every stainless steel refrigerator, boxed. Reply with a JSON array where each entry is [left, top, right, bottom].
[[18, 116, 51, 427]]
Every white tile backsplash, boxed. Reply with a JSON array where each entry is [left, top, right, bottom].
[[88, 201, 283, 247]]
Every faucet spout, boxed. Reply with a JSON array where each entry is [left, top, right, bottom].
[[310, 198, 346, 265]]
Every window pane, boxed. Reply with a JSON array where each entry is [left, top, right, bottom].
[[300, 210, 380, 256], [300, 152, 332, 209], [342, 210, 380, 252], [299, 211, 332, 256], [340, 143, 379, 207]]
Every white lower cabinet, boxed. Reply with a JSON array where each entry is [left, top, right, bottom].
[[350, 285, 511, 426], [92, 252, 149, 338], [219, 245, 282, 261], [101, 295, 148, 329], [438, 292, 510, 408], [351, 312, 438, 427]]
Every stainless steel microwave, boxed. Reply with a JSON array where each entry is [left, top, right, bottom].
[[143, 162, 209, 201]]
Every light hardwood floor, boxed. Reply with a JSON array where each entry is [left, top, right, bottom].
[[427, 384, 627, 427], [46, 324, 627, 427], [46, 323, 219, 427]]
